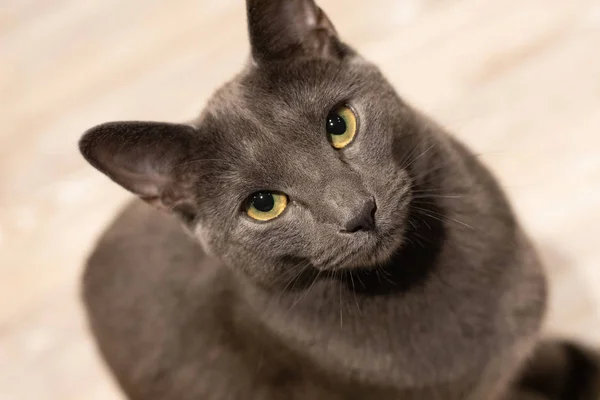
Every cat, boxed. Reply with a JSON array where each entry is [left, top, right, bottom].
[[78, 0, 599, 399]]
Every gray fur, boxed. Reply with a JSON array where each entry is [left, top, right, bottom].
[[78, 0, 598, 399]]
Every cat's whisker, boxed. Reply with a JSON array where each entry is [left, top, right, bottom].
[[397, 137, 431, 170], [410, 150, 492, 184], [404, 236, 417, 250], [334, 270, 343, 329], [411, 205, 477, 232], [410, 231, 433, 248], [286, 261, 325, 312], [330, 247, 362, 271], [274, 259, 313, 301], [411, 194, 465, 200], [348, 271, 362, 316], [289, 261, 312, 292], [354, 271, 366, 289], [272, 259, 306, 285], [409, 162, 451, 185], [411, 187, 457, 194], [411, 214, 432, 230], [380, 267, 392, 278], [412, 236, 427, 249], [408, 218, 418, 230], [374, 268, 383, 285], [343, 271, 354, 317], [294, 268, 323, 310], [377, 266, 396, 286], [315, 252, 338, 270], [402, 143, 436, 171]]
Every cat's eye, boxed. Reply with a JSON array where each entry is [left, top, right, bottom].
[[246, 191, 288, 221], [326, 105, 357, 149]]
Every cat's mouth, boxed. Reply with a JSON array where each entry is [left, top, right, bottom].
[[314, 224, 407, 272]]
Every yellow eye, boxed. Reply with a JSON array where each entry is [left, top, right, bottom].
[[326, 105, 357, 149], [246, 191, 288, 221]]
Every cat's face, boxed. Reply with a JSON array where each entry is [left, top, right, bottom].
[[80, 0, 421, 286], [193, 60, 416, 285]]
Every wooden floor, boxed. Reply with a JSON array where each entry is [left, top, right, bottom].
[[1, 0, 599, 398]]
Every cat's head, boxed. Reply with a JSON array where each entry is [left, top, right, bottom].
[[80, 0, 425, 287]]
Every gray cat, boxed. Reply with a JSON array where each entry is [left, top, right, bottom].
[[78, 0, 599, 399]]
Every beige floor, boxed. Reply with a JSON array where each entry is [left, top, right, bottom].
[[1, 0, 600, 398]]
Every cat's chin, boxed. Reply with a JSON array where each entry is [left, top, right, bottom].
[[345, 236, 406, 270], [320, 225, 408, 272]]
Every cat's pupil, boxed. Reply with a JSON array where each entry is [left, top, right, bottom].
[[252, 192, 275, 212], [326, 113, 347, 135]]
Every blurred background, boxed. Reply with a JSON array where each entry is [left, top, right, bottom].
[[1, 0, 599, 398]]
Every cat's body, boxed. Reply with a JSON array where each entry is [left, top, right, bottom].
[[85, 142, 544, 400], [79, 1, 599, 399]]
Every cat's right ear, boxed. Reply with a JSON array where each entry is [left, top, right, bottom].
[[79, 121, 200, 214], [246, 0, 350, 63]]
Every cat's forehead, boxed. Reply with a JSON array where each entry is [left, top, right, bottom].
[[200, 82, 321, 171], [204, 60, 372, 120], [196, 59, 383, 167], [193, 62, 368, 185]]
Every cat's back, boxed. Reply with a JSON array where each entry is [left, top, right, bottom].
[[81, 200, 230, 397]]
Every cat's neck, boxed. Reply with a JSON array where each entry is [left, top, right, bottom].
[[230, 204, 456, 386]]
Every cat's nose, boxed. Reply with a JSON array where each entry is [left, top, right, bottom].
[[342, 199, 376, 233]]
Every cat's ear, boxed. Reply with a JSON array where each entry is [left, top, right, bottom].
[[246, 0, 348, 62], [79, 121, 199, 213]]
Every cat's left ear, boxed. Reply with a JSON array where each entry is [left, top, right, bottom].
[[79, 121, 201, 215], [246, 0, 350, 63]]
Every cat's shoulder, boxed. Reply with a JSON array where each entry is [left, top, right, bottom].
[[80, 200, 246, 398], [81, 199, 223, 319]]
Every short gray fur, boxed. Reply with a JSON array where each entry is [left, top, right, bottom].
[[78, 1, 599, 399]]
